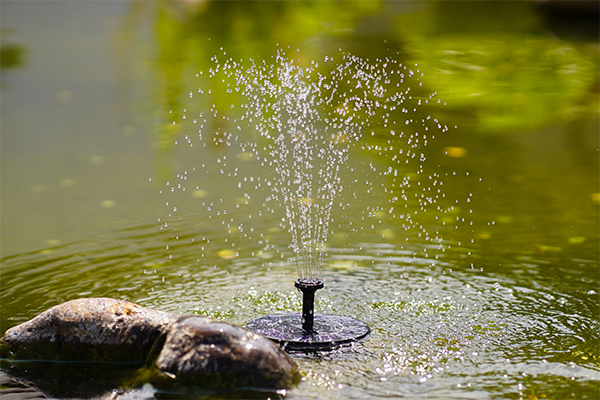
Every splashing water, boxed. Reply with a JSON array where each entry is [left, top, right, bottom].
[[174, 48, 450, 280]]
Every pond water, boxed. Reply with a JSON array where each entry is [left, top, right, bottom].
[[1, 1, 599, 399]]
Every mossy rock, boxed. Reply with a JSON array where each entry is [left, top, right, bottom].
[[0, 298, 299, 398]]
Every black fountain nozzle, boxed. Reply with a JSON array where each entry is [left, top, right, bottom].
[[246, 277, 370, 351], [294, 278, 324, 333]]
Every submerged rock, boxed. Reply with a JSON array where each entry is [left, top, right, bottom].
[[0, 298, 299, 398]]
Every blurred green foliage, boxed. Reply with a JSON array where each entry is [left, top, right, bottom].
[[117, 0, 598, 144], [116, 0, 384, 180], [395, 1, 599, 133], [113, 1, 599, 255], [0, 45, 25, 69], [0, 29, 26, 70], [117, 0, 382, 148]]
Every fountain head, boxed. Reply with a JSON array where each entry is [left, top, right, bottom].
[[294, 278, 324, 333], [246, 279, 370, 352]]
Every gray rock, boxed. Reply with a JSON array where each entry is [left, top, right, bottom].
[[0, 298, 300, 397], [150, 316, 300, 391], [0, 298, 176, 364]]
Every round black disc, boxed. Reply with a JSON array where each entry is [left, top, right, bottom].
[[246, 313, 370, 351]]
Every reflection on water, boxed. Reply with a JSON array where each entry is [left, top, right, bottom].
[[120, 0, 598, 153], [395, 1, 599, 134], [1, 0, 599, 399], [1, 203, 598, 399]]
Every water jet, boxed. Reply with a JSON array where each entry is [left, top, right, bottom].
[[173, 48, 449, 352]]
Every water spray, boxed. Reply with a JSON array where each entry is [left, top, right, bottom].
[[180, 48, 447, 351]]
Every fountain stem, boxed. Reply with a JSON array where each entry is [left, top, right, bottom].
[[295, 278, 324, 333], [248, 277, 369, 350]]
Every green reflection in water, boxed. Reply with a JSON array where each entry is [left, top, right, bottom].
[[0, 29, 26, 70], [394, 0, 599, 133], [1, 213, 598, 398], [116, 0, 599, 153], [115, 0, 383, 180], [1, 1, 599, 399]]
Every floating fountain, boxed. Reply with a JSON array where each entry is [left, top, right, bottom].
[[246, 277, 370, 351], [174, 48, 448, 351]]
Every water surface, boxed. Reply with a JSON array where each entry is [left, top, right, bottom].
[[1, 1, 598, 399]]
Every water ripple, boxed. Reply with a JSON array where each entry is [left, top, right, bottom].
[[1, 214, 598, 399]]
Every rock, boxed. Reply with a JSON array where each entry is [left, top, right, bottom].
[[0, 298, 176, 364], [0, 298, 300, 397], [150, 316, 300, 391]]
